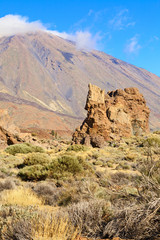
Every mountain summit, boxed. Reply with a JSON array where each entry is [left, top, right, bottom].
[[0, 32, 159, 130]]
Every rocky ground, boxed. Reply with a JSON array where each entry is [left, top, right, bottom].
[[0, 129, 159, 240]]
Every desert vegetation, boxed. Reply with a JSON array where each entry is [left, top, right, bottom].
[[0, 133, 159, 239]]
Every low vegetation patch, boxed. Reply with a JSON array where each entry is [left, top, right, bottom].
[[66, 144, 88, 152], [18, 165, 48, 181], [5, 143, 45, 155], [23, 152, 51, 166], [0, 133, 160, 239], [47, 155, 93, 179], [0, 187, 43, 206]]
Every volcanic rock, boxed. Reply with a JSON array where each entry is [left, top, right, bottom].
[[73, 84, 150, 147], [0, 126, 22, 147]]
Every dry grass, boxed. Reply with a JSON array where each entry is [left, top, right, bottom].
[[32, 214, 79, 240], [0, 186, 43, 206]]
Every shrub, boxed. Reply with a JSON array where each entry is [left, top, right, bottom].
[[138, 158, 160, 185], [23, 153, 51, 166], [5, 143, 44, 155], [0, 207, 78, 240], [116, 162, 131, 170], [47, 155, 83, 179], [67, 199, 112, 238], [66, 144, 87, 152], [18, 165, 48, 181], [33, 182, 60, 206], [103, 199, 160, 240], [0, 207, 33, 240], [0, 179, 15, 192], [143, 136, 160, 148]]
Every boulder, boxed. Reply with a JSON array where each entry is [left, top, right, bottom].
[[0, 126, 22, 147]]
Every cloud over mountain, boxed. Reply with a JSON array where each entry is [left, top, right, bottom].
[[0, 14, 99, 50], [0, 15, 46, 36]]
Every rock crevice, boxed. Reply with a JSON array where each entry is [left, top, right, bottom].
[[73, 84, 150, 147]]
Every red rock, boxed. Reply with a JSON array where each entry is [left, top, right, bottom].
[[73, 84, 150, 147]]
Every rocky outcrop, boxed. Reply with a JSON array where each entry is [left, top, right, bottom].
[[0, 126, 22, 147], [73, 84, 150, 147]]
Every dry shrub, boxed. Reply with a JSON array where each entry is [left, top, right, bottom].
[[0, 206, 78, 240], [0, 179, 15, 192], [138, 157, 160, 185], [32, 213, 79, 240], [1, 218, 32, 240], [0, 206, 35, 240], [33, 182, 61, 206], [0, 187, 43, 206], [110, 172, 141, 185], [103, 198, 160, 240], [67, 199, 112, 238]]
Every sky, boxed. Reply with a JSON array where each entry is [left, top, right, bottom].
[[0, 0, 160, 76]]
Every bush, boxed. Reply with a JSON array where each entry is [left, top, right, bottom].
[[33, 182, 60, 205], [0, 206, 78, 240], [138, 158, 160, 185], [0, 206, 33, 240], [0, 179, 15, 192], [18, 165, 48, 181], [5, 143, 44, 155], [23, 153, 51, 166], [18, 154, 93, 181], [143, 136, 160, 148], [67, 200, 112, 238], [47, 155, 84, 179], [103, 199, 160, 240], [66, 144, 87, 152]]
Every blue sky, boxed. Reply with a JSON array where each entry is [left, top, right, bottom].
[[0, 0, 160, 76]]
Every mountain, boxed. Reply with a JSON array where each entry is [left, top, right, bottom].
[[0, 31, 159, 131]]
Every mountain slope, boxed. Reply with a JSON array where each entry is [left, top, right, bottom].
[[0, 32, 159, 130]]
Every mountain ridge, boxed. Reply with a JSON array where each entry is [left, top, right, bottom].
[[0, 32, 159, 130]]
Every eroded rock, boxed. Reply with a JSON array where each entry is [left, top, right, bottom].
[[73, 84, 150, 147], [0, 126, 22, 147]]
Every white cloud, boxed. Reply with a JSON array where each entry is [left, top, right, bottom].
[[0, 15, 46, 37], [109, 9, 135, 30], [50, 30, 100, 50], [0, 14, 100, 51], [125, 36, 141, 54]]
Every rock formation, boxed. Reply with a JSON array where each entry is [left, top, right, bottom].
[[0, 126, 22, 147], [73, 84, 150, 147]]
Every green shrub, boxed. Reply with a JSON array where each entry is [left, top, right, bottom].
[[5, 143, 45, 155], [18, 165, 48, 181], [93, 160, 103, 166], [116, 162, 130, 170], [107, 162, 114, 168], [143, 136, 160, 147], [23, 153, 51, 166], [66, 144, 87, 152], [48, 155, 83, 179]]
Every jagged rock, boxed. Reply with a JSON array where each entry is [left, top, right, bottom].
[[0, 126, 22, 147], [73, 84, 150, 147]]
